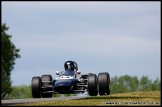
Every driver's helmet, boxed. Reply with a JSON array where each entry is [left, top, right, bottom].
[[64, 61, 78, 71]]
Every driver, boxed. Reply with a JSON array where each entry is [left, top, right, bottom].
[[64, 61, 78, 71]]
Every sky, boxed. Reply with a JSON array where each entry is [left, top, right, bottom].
[[2, 1, 161, 86]]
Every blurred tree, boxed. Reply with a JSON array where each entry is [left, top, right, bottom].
[[118, 75, 129, 93], [139, 76, 152, 91], [110, 75, 160, 94], [1, 23, 20, 99], [110, 76, 120, 94], [6, 85, 32, 99], [130, 76, 139, 91]]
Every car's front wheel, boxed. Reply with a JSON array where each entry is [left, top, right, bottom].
[[31, 76, 42, 98], [98, 72, 110, 95]]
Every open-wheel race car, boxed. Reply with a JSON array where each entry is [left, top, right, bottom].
[[31, 61, 110, 98]]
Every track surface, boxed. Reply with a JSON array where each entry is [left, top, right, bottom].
[[1, 96, 88, 106]]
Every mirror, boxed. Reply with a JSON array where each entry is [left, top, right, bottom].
[[76, 70, 81, 75], [56, 71, 60, 75]]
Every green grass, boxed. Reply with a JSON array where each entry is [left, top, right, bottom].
[[16, 91, 161, 106]]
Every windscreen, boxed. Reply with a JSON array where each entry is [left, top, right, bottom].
[[61, 70, 75, 76]]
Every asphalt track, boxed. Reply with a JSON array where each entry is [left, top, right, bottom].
[[1, 95, 88, 106]]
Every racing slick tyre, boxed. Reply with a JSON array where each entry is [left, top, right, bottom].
[[31, 76, 42, 98], [98, 72, 110, 95], [41, 75, 53, 98], [87, 74, 98, 96]]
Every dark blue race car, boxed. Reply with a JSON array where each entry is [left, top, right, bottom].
[[31, 61, 110, 98]]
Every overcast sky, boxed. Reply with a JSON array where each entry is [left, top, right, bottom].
[[2, 1, 160, 86]]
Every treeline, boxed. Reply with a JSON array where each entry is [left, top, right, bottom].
[[4, 75, 160, 99], [110, 75, 160, 94]]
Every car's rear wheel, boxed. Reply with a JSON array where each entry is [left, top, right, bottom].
[[41, 75, 53, 98], [98, 72, 110, 95], [31, 76, 42, 98], [87, 74, 98, 96]]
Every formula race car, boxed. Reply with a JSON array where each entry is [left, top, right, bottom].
[[31, 61, 110, 98]]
